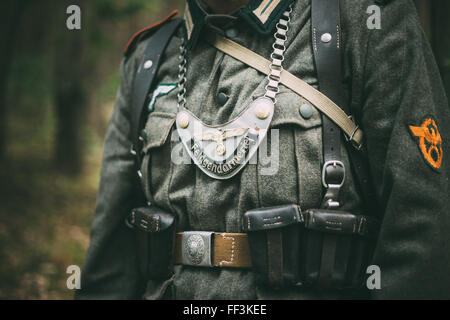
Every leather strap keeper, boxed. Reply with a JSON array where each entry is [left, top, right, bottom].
[[174, 232, 252, 268]]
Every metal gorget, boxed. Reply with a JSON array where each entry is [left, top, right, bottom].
[[175, 6, 292, 180]]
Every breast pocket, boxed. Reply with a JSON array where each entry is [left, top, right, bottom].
[[256, 90, 323, 210], [140, 112, 176, 203]]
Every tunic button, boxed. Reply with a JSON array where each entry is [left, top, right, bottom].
[[299, 103, 313, 119], [225, 28, 239, 38], [217, 92, 229, 106]]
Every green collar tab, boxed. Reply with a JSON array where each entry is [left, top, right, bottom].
[[184, 0, 295, 49], [148, 83, 177, 112]]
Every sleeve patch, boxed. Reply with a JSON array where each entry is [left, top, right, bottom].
[[409, 117, 443, 171]]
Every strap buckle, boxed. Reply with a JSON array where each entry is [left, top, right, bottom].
[[322, 161, 345, 188], [181, 231, 214, 267], [321, 161, 345, 209]]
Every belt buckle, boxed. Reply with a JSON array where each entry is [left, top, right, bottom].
[[181, 231, 214, 267]]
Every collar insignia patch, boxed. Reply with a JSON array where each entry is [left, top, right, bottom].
[[183, 0, 294, 49], [184, 3, 195, 40], [409, 117, 443, 170], [148, 83, 177, 112], [252, 0, 282, 24], [176, 97, 274, 180]]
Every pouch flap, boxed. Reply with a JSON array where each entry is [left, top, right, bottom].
[[130, 206, 175, 233], [305, 209, 379, 237], [142, 112, 176, 153], [270, 92, 322, 129], [243, 204, 303, 232]]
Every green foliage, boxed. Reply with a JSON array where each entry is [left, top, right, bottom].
[[0, 0, 185, 299], [94, 0, 161, 19], [445, 59, 450, 68]]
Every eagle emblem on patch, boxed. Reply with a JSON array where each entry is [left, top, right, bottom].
[[409, 117, 443, 170]]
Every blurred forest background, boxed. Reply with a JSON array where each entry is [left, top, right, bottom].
[[0, 0, 449, 300]]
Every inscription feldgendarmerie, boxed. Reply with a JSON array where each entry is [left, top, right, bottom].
[[191, 135, 255, 176]]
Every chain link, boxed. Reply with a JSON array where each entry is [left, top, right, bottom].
[[177, 38, 188, 110], [264, 5, 292, 104]]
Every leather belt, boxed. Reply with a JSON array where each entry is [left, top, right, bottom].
[[174, 232, 252, 268]]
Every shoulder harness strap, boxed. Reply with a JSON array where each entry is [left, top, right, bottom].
[[311, 0, 345, 210], [311, 0, 380, 288], [311, 0, 379, 217], [311, 0, 345, 289], [126, 14, 182, 277], [129, 16, 183, 167]]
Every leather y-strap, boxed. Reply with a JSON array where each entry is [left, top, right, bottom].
[[129, 18, 182, 279], [312, 0, 345, 211], [310, 0, 379, 217], [312, 0, 343, 288], [131, 18, 183, 164]]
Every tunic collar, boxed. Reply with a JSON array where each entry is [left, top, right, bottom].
[[184, 0, 295, 49]]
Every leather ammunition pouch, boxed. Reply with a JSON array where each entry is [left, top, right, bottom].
[[301, 209, 378, 289], [243, 205, 303, 287], [243, 205, 379, 289], [126, 206, 176, 280]]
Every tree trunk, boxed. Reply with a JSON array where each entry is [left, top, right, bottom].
[[0, 1, 25, 161], [53, 0, 89, 175], [53, 31, 87, 175]]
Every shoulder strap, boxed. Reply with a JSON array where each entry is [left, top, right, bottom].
[[126, 18, 182, 275], [311, 1, 379, 214], [130, 18, 183, 164], [311, 0, 381, 288], [311, 0, 345, 210], [311, 0, 346, 288], [204, 30, 364, 147]]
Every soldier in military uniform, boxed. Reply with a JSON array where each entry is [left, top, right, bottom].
[[76, 0, 450, 300]]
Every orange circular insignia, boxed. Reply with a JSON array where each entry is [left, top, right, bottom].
[[409, 118, 443, 170]]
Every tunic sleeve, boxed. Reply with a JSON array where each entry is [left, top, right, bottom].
[[357, 0, 450, 299]]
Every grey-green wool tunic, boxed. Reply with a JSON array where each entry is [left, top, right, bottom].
[[76, 0, 450, 300]]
